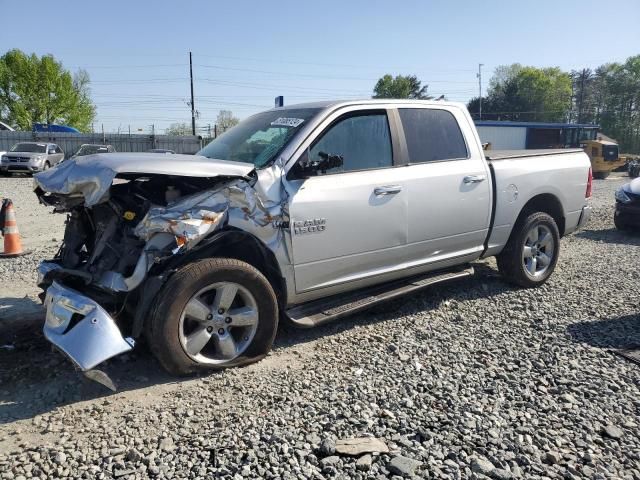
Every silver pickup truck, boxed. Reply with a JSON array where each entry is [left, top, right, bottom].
[[34, 100, 592, 387]]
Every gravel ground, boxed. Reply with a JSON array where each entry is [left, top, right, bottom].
[[0, 173, 639, 479], [0, 176, 65, 320]]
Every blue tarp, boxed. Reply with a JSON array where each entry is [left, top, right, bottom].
[[33, 123, 80, 133]]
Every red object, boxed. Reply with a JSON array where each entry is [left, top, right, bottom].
[[586, 167, 593, 198], [0, 199, 25, 257]]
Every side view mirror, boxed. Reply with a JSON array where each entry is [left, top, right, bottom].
[[291, 149, 344, 178]]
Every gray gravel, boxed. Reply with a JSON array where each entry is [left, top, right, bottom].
[[1, 174, 639, 479], [0, 176, 64, 286]]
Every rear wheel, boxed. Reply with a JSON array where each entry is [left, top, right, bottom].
[[147, 258, 278, 375], [497, 212, 560, 288], [593, 171, 609, 180], [614, 213, 629, 231]]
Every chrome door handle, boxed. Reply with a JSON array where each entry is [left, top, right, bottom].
[[463, 175, 486, 184], [374, 185, 402, 196]]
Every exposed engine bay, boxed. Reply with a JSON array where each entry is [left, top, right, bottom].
[[37, 175, 225, 293]]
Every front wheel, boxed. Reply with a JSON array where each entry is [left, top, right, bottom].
[[497, 212, 560, 288], [146, 258, 278, 375]]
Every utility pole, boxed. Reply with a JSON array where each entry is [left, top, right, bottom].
[[477, 63, 484, 120], [189, 51, 196, 136]]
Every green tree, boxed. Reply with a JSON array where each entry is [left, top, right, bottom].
[[468, 64, 572, 122], [372, 74, 431, 99], [165, 122, 192, 136], [0, 49, 96, 131], [216, 110, 239, 133], [590, 56, 640, 153]]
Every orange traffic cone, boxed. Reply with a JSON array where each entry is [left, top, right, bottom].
[[0, 199, 28, 258]]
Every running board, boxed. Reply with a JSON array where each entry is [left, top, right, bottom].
[[285, 265, 474, 328]]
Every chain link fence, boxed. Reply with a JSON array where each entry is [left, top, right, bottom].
[[0, 131, 203, 157]]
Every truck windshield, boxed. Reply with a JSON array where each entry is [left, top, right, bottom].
[[198, 108, 320, 168], [10, 143, 46, 153]]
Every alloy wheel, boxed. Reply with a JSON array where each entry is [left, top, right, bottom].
[[522, 224, 555, 278], [178, 282, 259, 364]]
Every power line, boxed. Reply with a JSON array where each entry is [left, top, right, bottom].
[[196, 63, 479, 84], [195, 53, 476, 73]]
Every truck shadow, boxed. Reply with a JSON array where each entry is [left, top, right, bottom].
[[0, 333, 190, 426], [0, 296, 45, 344], [566, 313, 640, 350], [0, 262, 512, 425], [575, 228, 640, 246], [274, 262, 511, 351]]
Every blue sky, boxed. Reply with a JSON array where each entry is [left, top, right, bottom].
[[1, 0, 639, 133]]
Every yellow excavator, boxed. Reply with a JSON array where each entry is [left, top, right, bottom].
[[581, 136, 626, 179]]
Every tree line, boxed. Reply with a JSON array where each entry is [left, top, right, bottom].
[[0, 49, 240, 136], [467, 56, 640, 153], [373, 55, 640, 153]]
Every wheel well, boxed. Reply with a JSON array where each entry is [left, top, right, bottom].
[[519, 194, 565, 236], [131, 229, 287, 339], [174, 229, 287, 306]]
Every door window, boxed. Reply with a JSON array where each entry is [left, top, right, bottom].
[[399, 108, 468, 163], [308, 112, 393, 174]]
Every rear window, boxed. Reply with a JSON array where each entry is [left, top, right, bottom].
[[399, 108, 468, 163], [603, 145, 619, 161]]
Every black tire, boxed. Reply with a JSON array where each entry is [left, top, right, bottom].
[[146, 258, 278, 375], [593, 171, 609, 180], [614, 213, 629, 231], [43, 161, 51, 171], [497, 212, 560, 288]]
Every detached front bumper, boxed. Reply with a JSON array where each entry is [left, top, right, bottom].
[[43, 281, 134, 371]]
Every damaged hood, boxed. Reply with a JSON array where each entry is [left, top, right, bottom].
[[34, 152, 255, 206]]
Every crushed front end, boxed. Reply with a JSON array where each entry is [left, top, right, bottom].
[[33, 154, 278, 387]]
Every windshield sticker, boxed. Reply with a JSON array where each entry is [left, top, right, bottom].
[[271, 117, 305, 128]]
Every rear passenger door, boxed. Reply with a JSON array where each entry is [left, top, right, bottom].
[[398, 107, 492, 267]]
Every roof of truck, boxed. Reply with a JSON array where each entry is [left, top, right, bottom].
[[476, 120, 599, 129], [272, 99, 467, 110]]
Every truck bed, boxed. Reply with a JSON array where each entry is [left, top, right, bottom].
[[483, 147, 590, 258], [486, 149, 583, 161]]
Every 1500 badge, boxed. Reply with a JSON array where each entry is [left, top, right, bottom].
[[293, 218, 326, 235]]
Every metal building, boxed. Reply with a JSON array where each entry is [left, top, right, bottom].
[[475, 121, 599, 150]]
